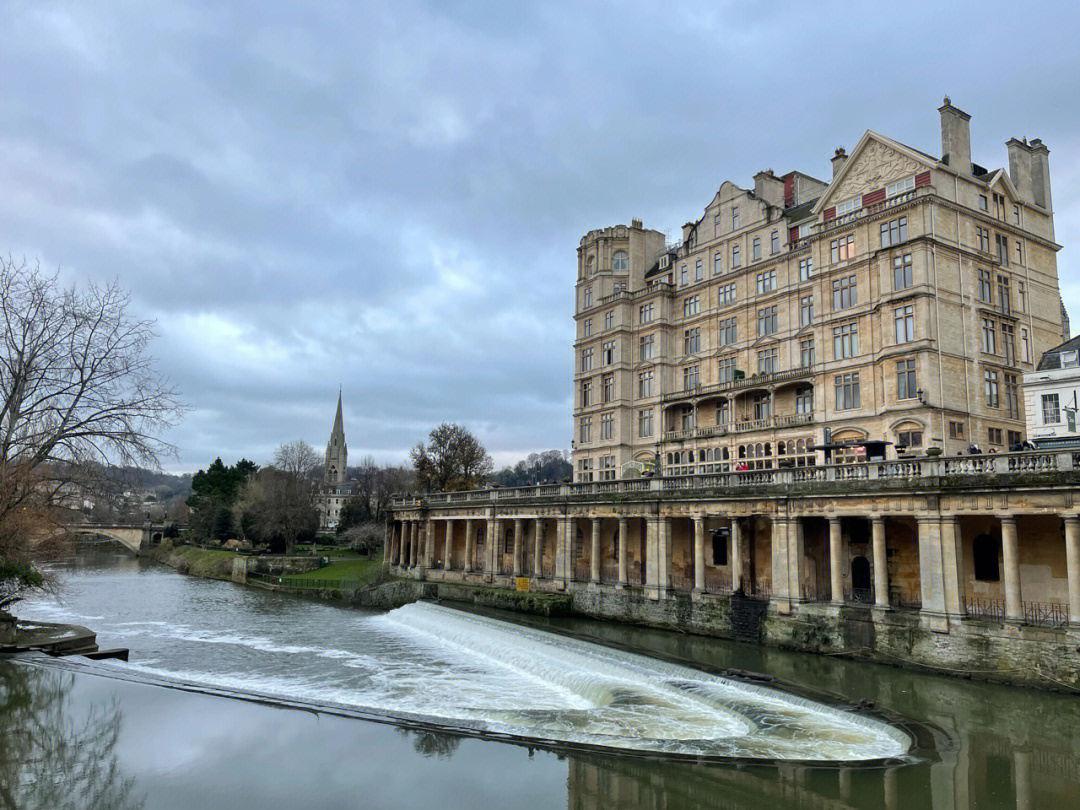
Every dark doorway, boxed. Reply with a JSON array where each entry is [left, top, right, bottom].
[[850, 555, 872, 603]]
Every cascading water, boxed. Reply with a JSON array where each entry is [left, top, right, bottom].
[[19, 560, 910, 761]]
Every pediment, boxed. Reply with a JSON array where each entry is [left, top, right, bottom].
[[816, 132, 936, 212]]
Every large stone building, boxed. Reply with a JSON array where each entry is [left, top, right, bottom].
[[572, 99, 1065, 482], [387, 100, 1080, 690]]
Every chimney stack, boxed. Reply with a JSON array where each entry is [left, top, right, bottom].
[[753, 169, 784, 207], [1006, 138, 1034, 203], [938, 96, 972, 175], [1029, 138, 1053, 212], [831, 147, 848, 178]]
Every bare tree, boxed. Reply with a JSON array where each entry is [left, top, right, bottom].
[[0, 258, 183, 605], [410, 423, 493, 492], [234, 468, 318, 555], [272, 439, 320, 480]]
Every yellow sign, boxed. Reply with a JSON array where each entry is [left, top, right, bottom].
[[515, 577, 531, 592]]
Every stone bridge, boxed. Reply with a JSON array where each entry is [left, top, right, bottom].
[[66, 523, 167, 555]]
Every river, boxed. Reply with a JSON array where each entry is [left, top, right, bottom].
[[5, 545, 1080, 809]]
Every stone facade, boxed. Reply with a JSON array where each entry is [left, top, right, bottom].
[[572, 100, 1063, 481]]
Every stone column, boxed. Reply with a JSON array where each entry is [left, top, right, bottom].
[[829, 517, 843, 605], [693, 516, 706, 593], [555, 516, 572, 583], [444, 519, 454, 571], [1065, 516, 1080, 625], [1001, 516, 1022, 622], [513, 518, 524, 577], [917, 517, 948, 622], [645, 515, 669, 600], [590, 518, 601, 583], [872, 517, 889, 609], [408, 522, 416, 567], [617, 517, 629, 587], [533, 518, 543, 578], [771, 518, 791, 614], [731, 518, 743, 593], [789, 518, 804, 605], [464, 519, 475, 573], [940, 515, 964, 616]]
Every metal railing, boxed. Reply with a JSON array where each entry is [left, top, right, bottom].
[[1024, 600, 1069, 627], [662, 366, 816, 404]]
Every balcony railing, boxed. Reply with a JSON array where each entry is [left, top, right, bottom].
[[391, 449, 1080, 508], [664, 412, 813, 441], [663, 366, 815, 404]]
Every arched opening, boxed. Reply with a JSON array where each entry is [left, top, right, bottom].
[[851, 555, 871, 590], [973, 533, 1001, 581]]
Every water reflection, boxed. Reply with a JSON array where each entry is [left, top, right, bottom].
[[0, 664, 143, 810], [398, 727, 462, 759]]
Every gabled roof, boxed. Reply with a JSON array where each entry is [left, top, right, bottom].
[[813, 130, 939, 214], [979, 168, 1022, 200]]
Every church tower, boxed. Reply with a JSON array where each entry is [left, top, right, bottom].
[[325, 390, 347, 485]]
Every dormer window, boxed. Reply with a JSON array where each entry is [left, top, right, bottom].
[[659, 255, 669, 269], [835, 197, 859, 216], [886, 176, 915, 197], [1062, 350, 1079, 368]]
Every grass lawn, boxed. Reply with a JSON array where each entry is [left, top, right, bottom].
[[281, 558, 381, 585]]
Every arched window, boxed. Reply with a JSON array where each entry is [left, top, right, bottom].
[[612, 251, 628, 271], [586, 255, 595, 275], [722, 447, 729, 460], [973, 534, 1000, 581]]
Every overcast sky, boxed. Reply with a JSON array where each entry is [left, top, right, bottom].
[[3, 1, 1079, 472]]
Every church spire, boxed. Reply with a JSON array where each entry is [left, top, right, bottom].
[[333, 386, 344, 436]]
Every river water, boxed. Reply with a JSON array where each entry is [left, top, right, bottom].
[[6, 546, 1080, 809]]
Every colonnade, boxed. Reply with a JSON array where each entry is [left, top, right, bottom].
[[386, 510, 1080, 626]]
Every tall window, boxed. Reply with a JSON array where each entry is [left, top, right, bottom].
[[683, 327, 701, 355], [830, 234, 855, 263], [586, 256, 595, 275], [680, 406, 694, 431], [581, 347, 593, 371], [639, 303, 654, 323], [683, 295, 700, 317], [880, 216, 908, 248], [577, 458, 593, 482], [1002, 323, 1016, 366], [579, 417, 592, 443], [758, 348, 778, 374], [1042, 393, 1061, 424], [978, 269, 993, 303], [718, 317, 737, 347], [1004, 373, 1019, 419], [583, 318, 592, 337], [894, 305, 914, 343], [695, 259, 703, 281], [604, 310, 614, 330], [581, 380, 592, 407], [833, 322, 858, 359], [753, 392, 772, 420], [756, 269, 776, 294], [1021, 327, 1031, 363], [1015, 241, 1023, 265], [612, 251, 627, 271], [602, 374, 613, 402], [639, 334, 654, 361], [981, 318, 996, 355], [601, 341, 615, 365], [833, 373, 859, 412], [683, 365, 700, 390], [978, 194, 988, 212], [984, 369, 999, 408], [732, 244, 741, 268], [800, 295, 814, 327], [598, 456, 615, 481], [713, 251, 722, 275], [731, 206, 739, 230], [638, 369, 654, 398], [718, 282, 736, 306], [835, 373, 861, 410], [799, 257, 813, 280], [638, 408, 653, 437], [680, 265, 688, 286], [757, 306, 778, 337], [717, 399, 731, 424], [996, 234, 1009, 266], [893, 253, 913, 290], [796, 386, 813, 414], [976, 226, 991, 253], [896, 359, 917, 399], [997, 275, 1011, 315], [800, 338, 815, 367], [600, 412, 614, 440], [993, 192, 1006, 221], [1017, 281, 1027, 313], [583, 287, 593, 307], [771, 230, 780, 254], [832, 275, 857, 310], [718, 357, 736, 383]]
